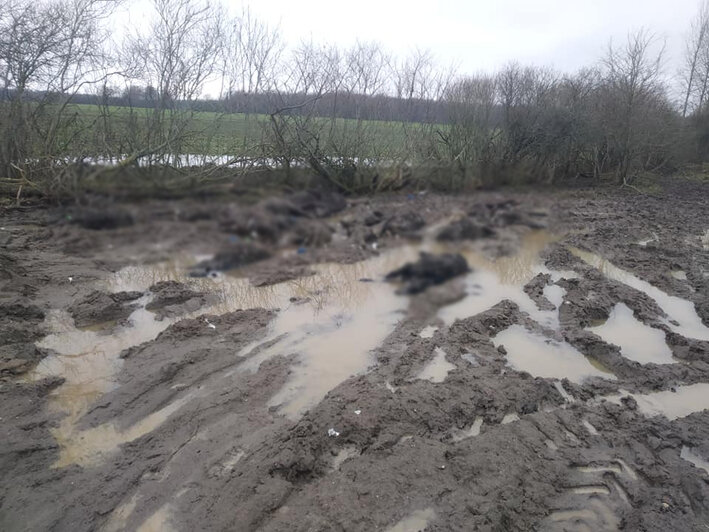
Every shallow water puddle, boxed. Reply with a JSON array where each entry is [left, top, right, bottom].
[[27, 248, 416, 464], [670, 270, 688, 281], [236, 252, 411, 419], [570, 248, 709, 341], [451, 416, 484, 441], [27, 302, 189, 467], [56, 393, 195, 468], [681, 446, 709, 474], [439, 231, 567, 329], [605, 383, 709, 420], [492, 324, 615, 383], [416, 347, 456, 383], [386, 508, 436, 532], [587, 303, 673, 365], [638, 233, 658, 247], [136, 504, 175, 532], [418, 325, 438, 339], [331, 446, 360, 470]]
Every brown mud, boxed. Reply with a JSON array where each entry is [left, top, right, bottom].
[[1, 180, 709, 531]]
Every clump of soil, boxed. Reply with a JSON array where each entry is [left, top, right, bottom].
[[0, 300, 47, 376], [146, 281, 211, 319], [218, 190, 345, 245], [386, 252, 469, 294], [72, 207, 134, 230], [436, 217, 495, 241], [189, 242, 271, 277], [68, 290, 143, 328], [380, 211, 425, 236]]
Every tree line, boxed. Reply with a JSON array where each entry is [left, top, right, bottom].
[[1, 0, 709, 195]]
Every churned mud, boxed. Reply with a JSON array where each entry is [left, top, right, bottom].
[[1, 178, 709, 531]]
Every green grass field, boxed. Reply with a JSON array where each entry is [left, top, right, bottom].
[[64, 103, 434, 160]]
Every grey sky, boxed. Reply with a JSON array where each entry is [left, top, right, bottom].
[[120, 0, 701, 89], [239, 0, 698, 74]]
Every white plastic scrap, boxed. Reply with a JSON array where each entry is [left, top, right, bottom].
[[205, 318, 216, 330], [354, 410, 362, 415], [327, 428, 340, 437], [68, 276, 73, 283]]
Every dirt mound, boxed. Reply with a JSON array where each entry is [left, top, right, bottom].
[[146, 281, 211, 319], [218, 190, 343, 245], [386, 252, 470, 294], [436, 217, 495, 241], [68, 290, 143, 328], [289, 190, 347, 218], [380, 211, 425, 236], [72, 207, 134, 230], [0, 300, 47, 376]]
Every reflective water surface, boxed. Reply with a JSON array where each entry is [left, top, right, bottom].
[[587, 303, 673, 365], [570, 248, 709, 341]]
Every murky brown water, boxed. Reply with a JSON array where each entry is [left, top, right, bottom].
[[35, 228, 707, 472], [416, 347, 456, 383], [587, 303, 673, 365], [385, 508, 436, 532], [570, 248, 709, 341], [451, 416, 484, 442], [681, 446, 709, 474], [605, 383, 709, 420], [492, 324, 615, 383], [234, 251, 415, 419], [439, 231, 567, 329]]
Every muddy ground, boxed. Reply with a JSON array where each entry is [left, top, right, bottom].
[[1, 178, 708, 531]]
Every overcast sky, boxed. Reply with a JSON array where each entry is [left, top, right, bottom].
[[239, 0, 698, 73], [120, 0, 701, 86]]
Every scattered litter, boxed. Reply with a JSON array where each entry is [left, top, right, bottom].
[[327, 428, 340, 437], [371, 242, 378, 251], [297, 247, 307, 254], [204, 318, 216, 330], [68, 276, 74, 283], [354, 410, 361, 415], [385, 381, 397, 393], [228, 234, 239, 243]]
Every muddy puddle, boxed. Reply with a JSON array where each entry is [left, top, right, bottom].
[[386, 508, 436, 532], [234, 254, 411, 419], [681, 446, 709, 474], [29, 228, 702, 471], [571, 248, 709, 341], [492, 324, 615, 383], [416, 347, 456, 383], [605, 383, 709, 420], [26, 302, 185, 467], [587, 303, 674, 365], [439, 231, 569, 329], [26, 249, 420, 465], [24, 228, 600, 468]]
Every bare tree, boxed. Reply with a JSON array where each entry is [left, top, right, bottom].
[[681, 1, 709, 116], [0, 0, 122, 180], [123, 0, 223, 165], [600, 29, 668, 183]]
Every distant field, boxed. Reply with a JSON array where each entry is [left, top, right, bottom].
[[65, 103, 434, 159]]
